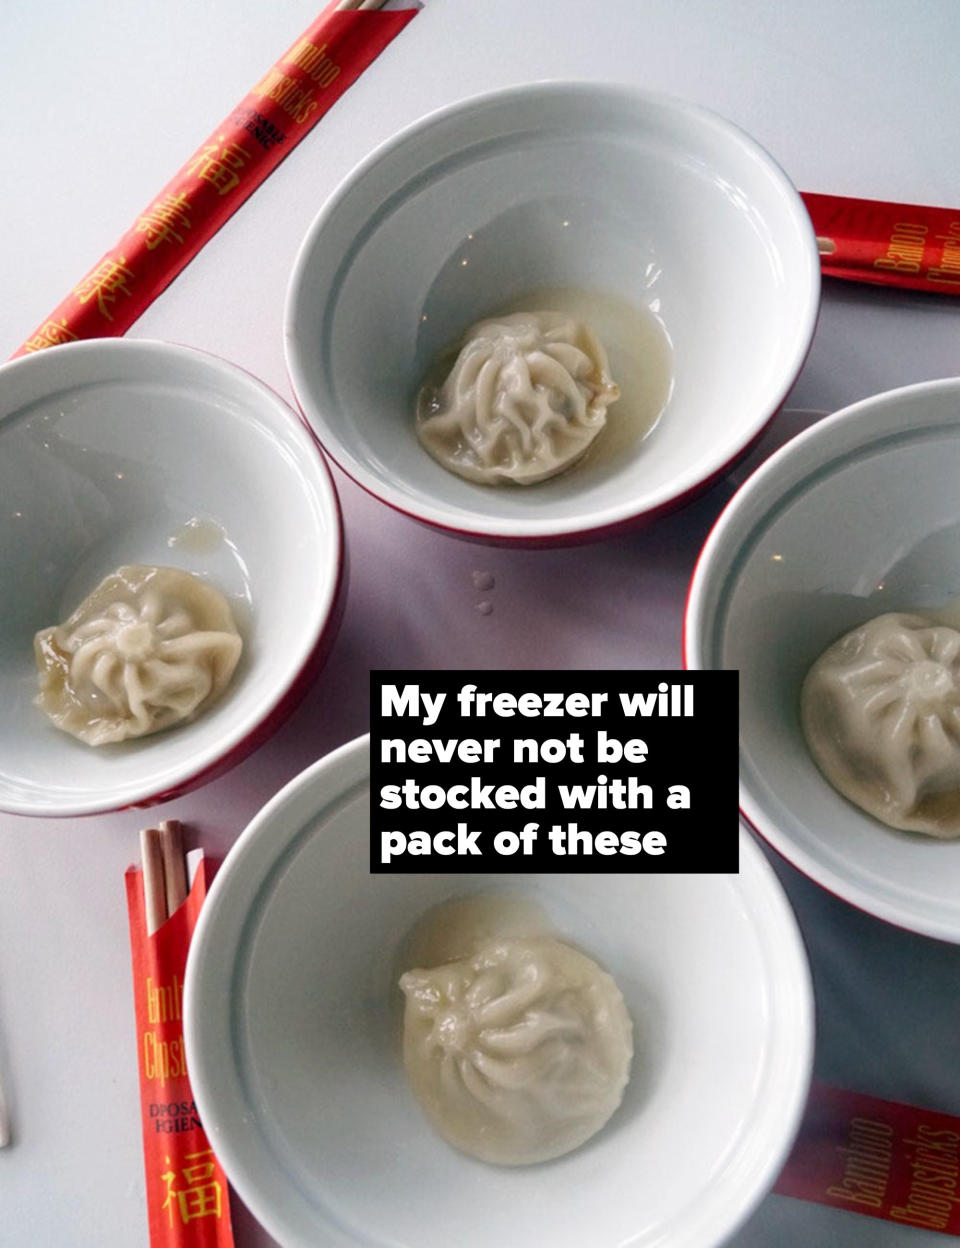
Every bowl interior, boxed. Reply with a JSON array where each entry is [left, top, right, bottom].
[[687, 379, 960, 941], [0, 342, 340, 814], [286, 84, 818, 538], [185, 737, 811, 1248]]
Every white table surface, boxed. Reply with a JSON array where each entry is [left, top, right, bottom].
[[3, 1, 960, 1245]]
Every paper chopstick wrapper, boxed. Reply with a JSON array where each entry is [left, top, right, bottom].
[[126, 853, 234, 1247], [803, 191, 960, 294], [14, 0, 420, 358], [774, 1080, 960, 1236]]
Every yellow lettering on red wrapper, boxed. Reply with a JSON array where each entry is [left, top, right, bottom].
[[135, 192, 192, 250], [185, 136, 251, 196], [146, 975, 183, 1023], [874, 221, 927, 275], [142, 976, 186, 1087], [73, 255, 135, 320], [249, 66, 321, 124], [929, 226, 960, 286], [143, 1031, 185, 1085], [161, 1150, 224, 1227], [161, 1158, 178, 1226], [825, 1117, 893, 1209], [891, 1125, 960, 1231], [284, 38, 341, 88], [22, 319, 79, 352]]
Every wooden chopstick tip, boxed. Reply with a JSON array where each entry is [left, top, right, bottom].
[[158, 820, 189, 919], [140, 827, 167, 937], [141, 820, 191, 933]]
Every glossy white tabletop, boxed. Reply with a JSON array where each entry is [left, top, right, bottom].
[[2, 2, 960, 1244]]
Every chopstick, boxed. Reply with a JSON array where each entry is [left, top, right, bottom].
[[158, 820, 188, 918], [141, 820, 189, 935], [140, 828, 167, 936]]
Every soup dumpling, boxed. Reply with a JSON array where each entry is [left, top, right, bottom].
[[34, 564, 242, 746], [802, 611, 960, 837], [416, 311, 620, 486], [399, 936, 633, 1165]]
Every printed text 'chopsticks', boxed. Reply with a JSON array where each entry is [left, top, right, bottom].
[[14, 0, 420, 358], [775, 1081, 960, 1236]]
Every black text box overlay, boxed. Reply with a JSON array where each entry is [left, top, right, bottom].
[[370, 670, 738, 874]]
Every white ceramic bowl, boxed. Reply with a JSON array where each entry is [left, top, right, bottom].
[[685, 378, 960, 943], [285, 82, 820, 545], [0, 340, 344, 816], [184, 735, 813, 1248]]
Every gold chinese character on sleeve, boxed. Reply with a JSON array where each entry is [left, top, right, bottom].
[[160, 1149, 224, 1227], [185, 135, 251, 196], [73, 255, 135, 321], [135, 192, 192, 250], [22, 319, 80, 353]]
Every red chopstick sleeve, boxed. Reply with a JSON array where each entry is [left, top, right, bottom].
[[804, 191, 960, 294], [14, 2, 419, 358], [126, 859, 235, 1248]]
